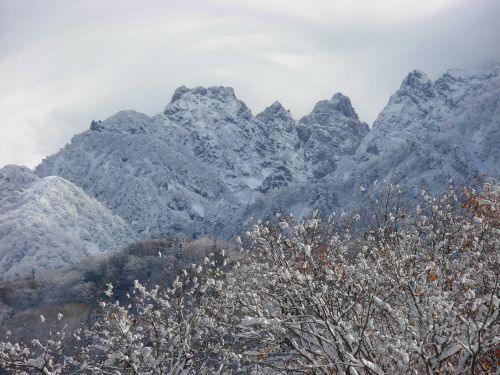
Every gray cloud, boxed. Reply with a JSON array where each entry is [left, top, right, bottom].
[[1, 0, 499, 167]]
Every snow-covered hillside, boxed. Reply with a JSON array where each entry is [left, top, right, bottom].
[[348, 66, 500, 189], [236, 64, 500, 220], [0, 165, 134, 279], [36, 86, 368, 238], [32, 65, 500, 241]]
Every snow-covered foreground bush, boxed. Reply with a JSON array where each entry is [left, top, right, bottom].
[[229, 184, 499, 374], [1, 185, 498, 374], [0, 251, 237, 374]]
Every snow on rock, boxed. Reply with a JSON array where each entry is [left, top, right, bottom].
[[0, 165, 134, 279], [90, 110, 155, 134], [297, 92, 369, 178], [256, 101, 295, 133], [37, 86, 368, 238], [342, 63, 500, 196], [37, 124, 238, 238], [242, 64, 500, 221], [33, 65, 500, 242]]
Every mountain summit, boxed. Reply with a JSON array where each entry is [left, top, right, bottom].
[[36, 84, 370, 239], [29, 65, 500, 269]]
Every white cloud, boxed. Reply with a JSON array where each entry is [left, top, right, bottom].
[[207, 0, 463, 29]]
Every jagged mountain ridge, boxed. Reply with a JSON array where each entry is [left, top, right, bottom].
[[0, 64, 498, 278], [0, 165, 134, 279], [343, 65, 500, 194], [247, 65, 500, 220], [2, 63, 492, 278], [36, 86, 368, 238]]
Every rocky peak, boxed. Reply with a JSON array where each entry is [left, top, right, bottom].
[[329, 93, 359, 119], [401, 69, 431, 87], [170, 86, 238, 104], [302, 93, 359, 125], [294, 93, 369, 179], [164, 85, 252, 123], [170, 85, 191, 102], [90, 110, 153, 134], [256, 101, 295, 131], [398, 69, 434, 99]]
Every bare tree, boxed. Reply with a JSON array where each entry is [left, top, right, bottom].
[[226, 185, 499, 374], [1, 185, 498, 374]]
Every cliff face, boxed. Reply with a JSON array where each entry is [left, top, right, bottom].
[[16, 64, 498, 277], [225, 65, 500, 222], [37, 85, 369, 239], [343, 65, 500, 195]]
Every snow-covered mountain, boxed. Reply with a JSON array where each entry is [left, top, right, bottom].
[[29, 64, 500, 245], [296, 93, 369, 179], [1, 65, 499, 277], [235, 64, 500, 220], [0, 165, 134, 279], [36, 85, 368, 238], [344, 65, 500, 193]]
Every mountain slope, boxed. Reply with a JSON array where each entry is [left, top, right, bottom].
[[35, 65, 499, 240], [243, 64, 500, 220], [0, 165, 134, 279], [341, 65, 500, 195], [37, 112, 239, 237], [37, 87, 368, 238], [297, 93, 369, 178]]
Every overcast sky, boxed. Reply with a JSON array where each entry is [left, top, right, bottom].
[[1, 0, 499, 168]]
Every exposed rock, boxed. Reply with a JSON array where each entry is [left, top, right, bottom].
[[37, 85, 368, 238]]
